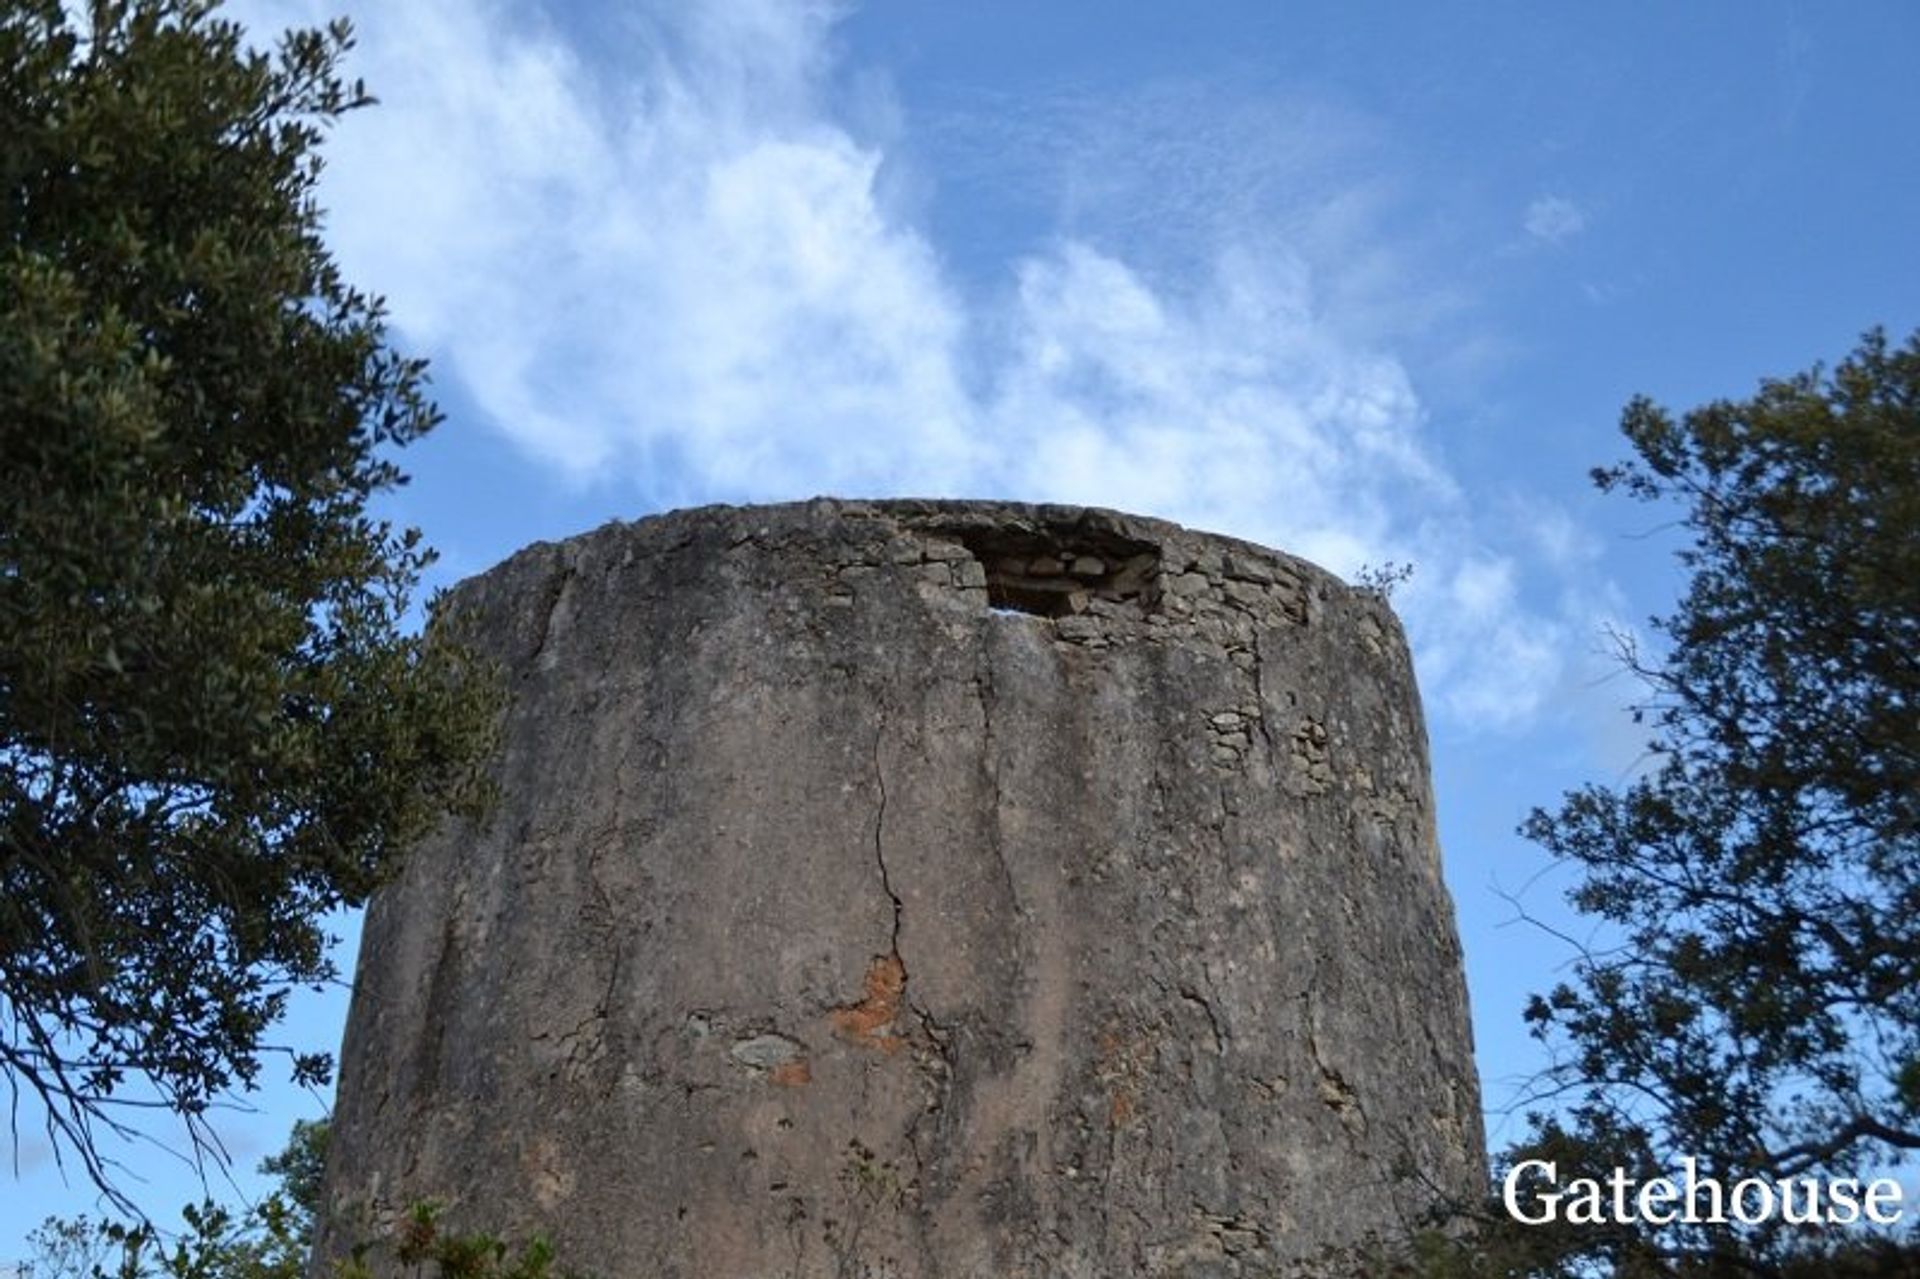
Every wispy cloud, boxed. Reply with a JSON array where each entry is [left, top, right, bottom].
[[1523, 194, 1588, 245], [247, 0, 1603, 733]]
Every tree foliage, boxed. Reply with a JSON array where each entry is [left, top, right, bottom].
[[24, 1122, 584, 1279], [1510, 329, 1920, 1271], [0, 0, 500, 1198]]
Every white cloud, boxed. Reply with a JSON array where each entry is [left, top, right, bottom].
[[1407, 555, 1564, 730], [1513, 497, 1604, 571], [1523, 194, 1587, 245], [241, 0, 1605, 735]]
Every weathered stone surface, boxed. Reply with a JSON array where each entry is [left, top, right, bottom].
[[316, 498, 1483, 1277]]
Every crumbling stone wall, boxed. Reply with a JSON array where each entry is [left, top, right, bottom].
[[316, 499, 1484, 1278]]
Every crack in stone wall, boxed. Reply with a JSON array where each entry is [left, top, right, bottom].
[[869, 715, 905, 956]]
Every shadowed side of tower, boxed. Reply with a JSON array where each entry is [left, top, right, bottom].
[[315, 498, 1484, 1278]]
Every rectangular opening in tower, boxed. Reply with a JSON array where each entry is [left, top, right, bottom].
[[938, 526, 1162, 619]]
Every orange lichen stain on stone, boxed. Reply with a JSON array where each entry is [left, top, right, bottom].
[[525, 1133, 576, 1209], [1096, 1026, 1150, 1130], [770, 1058, 812, 1087], [828, 953, 907, 1055]]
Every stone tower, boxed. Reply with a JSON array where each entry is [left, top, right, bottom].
[[316, 499, 1483, 1277]]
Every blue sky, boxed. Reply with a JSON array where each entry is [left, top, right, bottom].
[[6, 0, 1919, 1259]]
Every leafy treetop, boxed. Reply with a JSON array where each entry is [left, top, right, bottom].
[[0, 0, 500, 1203], [1512, 328, 1920, 1272]]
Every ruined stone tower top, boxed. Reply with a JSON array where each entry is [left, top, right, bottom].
[[318, 498, 1483, 1277]]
